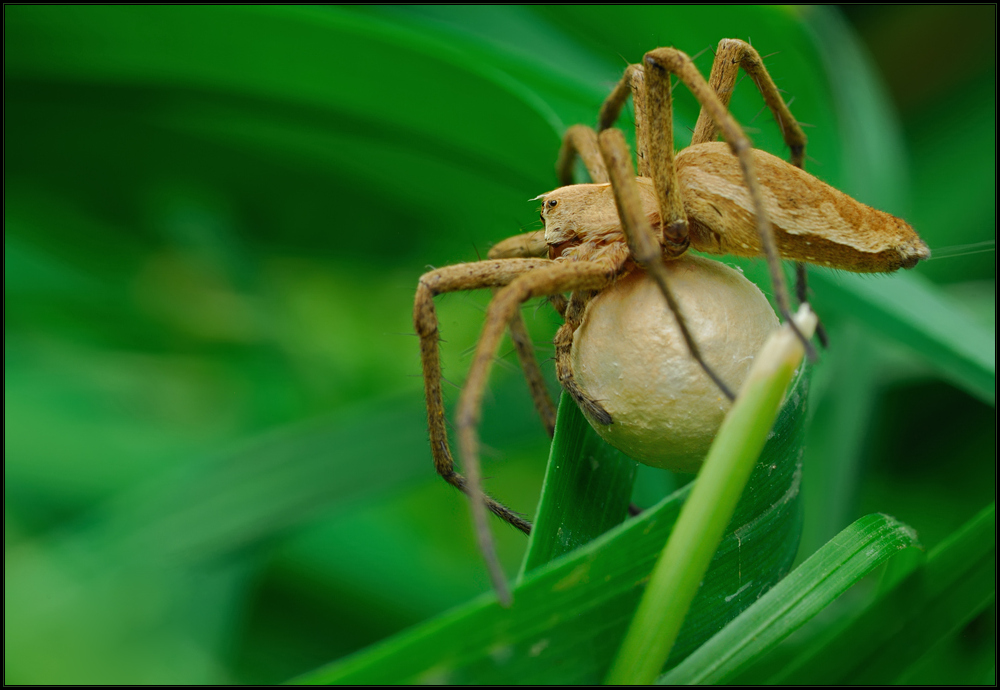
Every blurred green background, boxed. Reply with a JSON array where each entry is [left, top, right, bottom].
[[5, 6, 994, 684]]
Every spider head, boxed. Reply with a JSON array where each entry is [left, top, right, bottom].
[[537, 184, 624, 259]]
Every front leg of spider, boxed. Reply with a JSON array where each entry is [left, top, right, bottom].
[[414, 259, 548, 538], [450, 259, 616, 604]]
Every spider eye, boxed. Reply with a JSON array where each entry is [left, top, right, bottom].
[[539, 213, 545, 223], [547, 199, 558, 208]]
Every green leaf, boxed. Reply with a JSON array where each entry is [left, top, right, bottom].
[[6, 5, 993, 684], [517, 393, 637, 578], [810, 271, 995, 406], [773, 502, 996, 685], [659, 513, 921, 684], [292, 367, 808, 684]]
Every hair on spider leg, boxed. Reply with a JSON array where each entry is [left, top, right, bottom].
[[457, 342, 479, 361], [537, 351, 559, 367], [477, 440, 506, 462], [690, 44, 712, 62], [749, 102, 771, 126], [492, 351, 524, 375], [443, 290, 491, 316], [458, 338, 522, 368], [440, 375, 462, 393], [531, 339, 556, 354]]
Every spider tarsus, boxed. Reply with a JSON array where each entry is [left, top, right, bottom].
[[663, 221, 690, 253], [490, 503, 532, 535], [815, 321, 830, 349], [787, 316, 819, 363], [448, 469, 532, 535], [707, 369, 736, 402]]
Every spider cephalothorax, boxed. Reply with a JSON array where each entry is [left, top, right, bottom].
[[414, 39, 929, 603]]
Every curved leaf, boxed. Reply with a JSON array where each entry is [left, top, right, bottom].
[[292, 366, 808, 684], [660, 512, 921, 684], [773, 502, 995, 685]]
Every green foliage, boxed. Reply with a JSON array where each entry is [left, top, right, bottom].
[[662, 512, 922, 684], [5, 5, 994, 684], [296, 368, 809, 684]]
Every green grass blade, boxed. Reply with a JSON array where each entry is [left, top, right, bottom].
[[10, 5, 987, 684], [605, 311, 815, 684], [810, 270, 995, 406], [518, 393, 637, 579], [659, 513, 920, 684], [773, 502, 996, 685], [292, 367, 808, 684]]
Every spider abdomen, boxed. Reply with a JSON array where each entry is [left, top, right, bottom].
[[676, 142, 930, 272]]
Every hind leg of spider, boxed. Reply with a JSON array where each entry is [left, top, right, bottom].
[[455, 259, 617, 604]]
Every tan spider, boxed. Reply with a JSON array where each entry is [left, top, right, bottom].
[[413, 39, 929, 603]]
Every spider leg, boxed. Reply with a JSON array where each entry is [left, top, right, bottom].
[[597, 64, 650, 176], [691, 39, 827, 348], [505, 307, 557, 436], [556, 124, 610, 186], [642, 47, 816, 360], [599, 128, 736, 401], [488, 230, 547, 259], [690, 39, 806, 164], [592, 59, 695, 253], [489, 234, 568, 366], [414, 258, 549, 541], [487, 235, 558, 436], [456, 260, 616, 604], [554, 290, 613, 424], [548, 293, 569, 319]]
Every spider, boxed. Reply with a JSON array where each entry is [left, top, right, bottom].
[[413, 39, 929, 603]]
